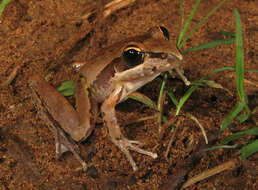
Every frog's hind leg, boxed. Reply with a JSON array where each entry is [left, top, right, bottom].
[[39, 111, 88, 171], [34, 100, 87, 171], [29, 75, 88, 171], [53, 126, 87, 171]]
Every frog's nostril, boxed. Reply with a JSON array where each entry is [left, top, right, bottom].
[[152, 66, 157, 72], [174, 53, 183, 61], [177, 54, 183, 61]]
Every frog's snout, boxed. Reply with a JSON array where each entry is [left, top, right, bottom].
[[170, 52, 183, 61], [167, 52, 183, 64]]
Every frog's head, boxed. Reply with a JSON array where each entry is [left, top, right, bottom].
[[120, 26, 183, 77]]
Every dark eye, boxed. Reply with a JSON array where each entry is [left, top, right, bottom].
[[159, 26, 170, 40], [123, 47, 143, 66]]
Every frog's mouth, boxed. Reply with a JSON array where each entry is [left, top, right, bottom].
[[140, 52, 190, 86], [142, 51, 183, 62]]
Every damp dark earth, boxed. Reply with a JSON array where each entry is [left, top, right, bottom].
[[0, 0, 257, 189]]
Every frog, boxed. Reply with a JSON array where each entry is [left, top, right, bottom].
[[29, 26, 190, 171]]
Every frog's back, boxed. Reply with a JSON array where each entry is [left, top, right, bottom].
[[79, 42, 124, 86]]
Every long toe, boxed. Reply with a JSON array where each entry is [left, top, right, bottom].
[[114, 138, 158, 171]]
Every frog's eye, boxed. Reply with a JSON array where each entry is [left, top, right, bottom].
[[159, 26, 170, 40], [123, 46, 144, 66]]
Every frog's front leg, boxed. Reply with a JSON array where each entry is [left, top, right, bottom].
[[101, 86, 157, 171]]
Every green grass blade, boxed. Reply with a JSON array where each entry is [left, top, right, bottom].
[[246, 69, 258, 73], [179, 0, 185, 39], [182, 38, 235, 54], [0, 0, 11, 17], [200, 80, 232, 95], [220, 101, 245, 132], [239, 139, 258, 159], [175, 67, 236, 115], [237, 112, 249, 123], [176, 86, 197, 115], [219, 30, 235, 37], [200, 67, 235, 81], [177, 0, 201, 49], [204, 144, 238, 151], [128, 93, 158, 111], [167, 91, 178, 106], [157, 74, 168, 133], [57, 80, 75, 96], [221, 127, 258, 145], [157, 73, 168, 111], [234, 8, 246, 104], [179, 0, 227, 48]]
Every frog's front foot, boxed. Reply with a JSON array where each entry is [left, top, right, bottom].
[[111, 137, 157, 171]]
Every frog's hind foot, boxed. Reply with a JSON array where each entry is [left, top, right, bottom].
[[112, 137, 157, 171], [55, 127, 88, 171]]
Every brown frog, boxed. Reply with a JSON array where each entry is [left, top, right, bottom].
[[29, 26, 190, 171]]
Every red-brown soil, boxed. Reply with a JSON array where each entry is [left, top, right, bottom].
[[0, 0, 257, 189]]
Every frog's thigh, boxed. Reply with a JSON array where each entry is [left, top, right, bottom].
[[75, 79, 95, 140]]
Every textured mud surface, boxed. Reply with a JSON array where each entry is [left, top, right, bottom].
[[0, 0, 257, 189]]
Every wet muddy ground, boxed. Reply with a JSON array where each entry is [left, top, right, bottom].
[[0, 0, 257, 189]]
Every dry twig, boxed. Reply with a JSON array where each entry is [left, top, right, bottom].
[[181, 159, 238, 189], [1, 65, 21, 88], [165, 120, 179, 160], [82, 0, 136, 20], [186, 113, 208, 144]]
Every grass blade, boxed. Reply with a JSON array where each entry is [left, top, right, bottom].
[[237, 112, 250, 123], [205, 145, 238, 151], [57, 80, 75, 96], [157, 74, 168, 133], [176, 85, 197, 115], [179, 0, 227, 48], [234, 8, 246, 104], [246, 69, 258, 73], [179, 0, 185, 38], [128, 92, 158, 111], [200, 67, 235, 80], [220, 101, 245, 132], [186, 113, 208, 144], [167, 91, 178, 106], [182, 38, 235, 54], [175, 67, 236, 115], [239, 140, 258, 159], [221, 127, 258, 145], [157, 74, 168, 111], [177, 0, 201, 49], [0, 0, 11, 17], [219, 30, 235, 37], [197, 80, 232, 95]]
